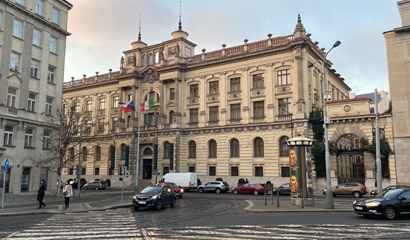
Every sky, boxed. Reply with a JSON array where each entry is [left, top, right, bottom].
[[64, 0, 401, 95]]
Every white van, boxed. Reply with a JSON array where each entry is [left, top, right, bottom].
[[159, 172, 197, 191]]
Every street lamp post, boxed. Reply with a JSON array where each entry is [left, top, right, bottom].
[[308, 40, 341, 209]]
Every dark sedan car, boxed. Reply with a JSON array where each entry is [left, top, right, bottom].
[[353, 188, 410, 220], [232, 183, 265, 195], [132, 185, 176, 211], [273, 183, 291, 195], [370, 185, 410, 197]]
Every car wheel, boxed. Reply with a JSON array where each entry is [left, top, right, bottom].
[[171, 198, 176, 208], [156, 200, 163, 210], [383, 206, 396, 220], [233, 189, 239, 195], [353, 191, 362, 198], [198, 188, 204, 193], [253, 190, 259, 195], [215, 188, 221, 194], [133, 206, 139, 211]]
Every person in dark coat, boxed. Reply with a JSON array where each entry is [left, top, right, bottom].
[[37, 180, 46, 209]]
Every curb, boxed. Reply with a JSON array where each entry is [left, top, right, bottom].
[[244, 200, 352, 213]]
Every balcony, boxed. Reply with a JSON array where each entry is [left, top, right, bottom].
[[276, 114, 292, 122], [251, 117, 265, 123], [228, 119, 241, 125], [97, 109, 105, 116], [207, 121, 219, 126]]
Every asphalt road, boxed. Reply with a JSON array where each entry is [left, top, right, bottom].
[[2, 191, 410, 239]]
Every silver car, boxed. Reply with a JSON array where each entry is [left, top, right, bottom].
[[197, 181, 230, 193]]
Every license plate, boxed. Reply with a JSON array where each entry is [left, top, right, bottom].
[[355, 206, 363, 210], [138, 201, 146, 204]]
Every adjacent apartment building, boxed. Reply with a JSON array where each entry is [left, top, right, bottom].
[[385, 0, 410, 185], [0, 0, 72, 193], [62, 16, 356, 189]]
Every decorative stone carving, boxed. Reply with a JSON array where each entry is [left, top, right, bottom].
[[276, 86, 291, 94], [142, 69, 159, 83], [188, 98, 199, 104], [251, 89, 265, 97], [207, 95, 219, 102], [228, 93, 241, 100], [344, 105, 351, 112]]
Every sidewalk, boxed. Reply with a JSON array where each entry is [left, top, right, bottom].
[[0, 189, 134, 217]]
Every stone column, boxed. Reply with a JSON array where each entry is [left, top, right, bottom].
[[119, 87, 123, 119]]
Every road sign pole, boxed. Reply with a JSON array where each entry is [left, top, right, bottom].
[[1, 171, 5, 210]]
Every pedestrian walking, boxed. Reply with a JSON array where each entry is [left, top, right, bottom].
[[62, 180, 73, 209], [37, 180, 46, 209]]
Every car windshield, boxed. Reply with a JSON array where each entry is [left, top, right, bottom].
[[141, 187, 161, 194], [376, 189, 403, 199]]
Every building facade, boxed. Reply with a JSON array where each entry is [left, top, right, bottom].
[[62, 16, 360, 189], [0, 0, 72, 193], [385, 0, 410, 185]]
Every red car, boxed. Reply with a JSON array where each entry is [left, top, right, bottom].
[[157, 182, 184, 198], [232, 183, 265, 195]]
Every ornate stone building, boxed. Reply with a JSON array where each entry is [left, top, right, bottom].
[[63, 16, 354, 189], [0, 0, 72, 193]]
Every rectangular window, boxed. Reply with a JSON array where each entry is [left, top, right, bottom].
[[231, 166, 239, 176], [98, 98, 106, 110], [51, 8, 59, 24], [74, 102, 80, 113], [163, 166, 170, 175], [42, 129, 51, 149], [25, 128, 33, 147], [112, 96, 119, 109], [33, 29, 41, 46], [30, 60, 39, 78], [98, 119, 104, 133], [252, 74, 264, 89], [255, 166, 263, 177], [188, 166, 196, 173], [209, 81, 218, 95], [81, 168, 86, 175], [13, 19, 23, 38], [278, 98, 292, 115], [281, 167, 290, 177], [16, 0, 24, 5], [68, 168, 73, 175], [28, 93, 36, 112], [209, 166, 216, 176], [230, 104, 241, 120], [209, 106, 219, 122], [50, 37, 57, 54], [128, 94, 132, 102], [230, 77, 240, 92], [7, 88, 17, 108], [190, 84, 199, 97], [86, 100, 92, 112], [253, 101, 264, 118], [0, 12, 2, 29], [35, 0, 43, 15], [189, 108, 198, 123], [45, 97, 53, 115], [47, 66, 55, 83], [277, 69, 290, 85], [85, 120, 92, 135], [63, 104, 68, 114], [112, 117, 118, 130], [10, 52, 20, 72], [94, 168, 100, 175], [170, 88, 175, 100], [4, 126, 14, 146]]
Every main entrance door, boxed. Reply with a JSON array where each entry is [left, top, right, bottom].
[[336, 134, 365, 184], [143, 159, 152, 179]]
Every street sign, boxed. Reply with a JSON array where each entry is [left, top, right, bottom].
[[156, 169, 159, 176], [4, 158, 9, 172]]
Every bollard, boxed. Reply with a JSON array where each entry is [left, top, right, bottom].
[[277, 189, 280, 207], [264, 188, 267, 206]]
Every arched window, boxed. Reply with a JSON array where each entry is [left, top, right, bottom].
[[144, 91, 160, 102], [279, 136, 289, 156], [169, 111, 174, 124], [154, 52, 159, 64], [127, 115, 132, 127], [82, 147, 87, 161], [254, 137, 264, 157], [208, 140, 217, 158], [95, 146, 101, 161], [230, 138, 239, 157], [163, 141, 170, 159], [188, 141, 196, 158], [144, 148, 153, 155]]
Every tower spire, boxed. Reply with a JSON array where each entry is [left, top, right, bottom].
[[178, 0, 182, 30], [138, 13, 142, 41]]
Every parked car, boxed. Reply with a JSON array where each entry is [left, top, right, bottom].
[[83, 180, 107, 190], [323, 182, 367, 198], [157, 182, 184, 198], [353, 188, 410, 220], [132, 185, 176, 211], [159, 172, 197, 191], [197, 181, 230, 193], [232, 183, 265, 195], [273, 183, 291, 195], [370, 185, 410, 196]]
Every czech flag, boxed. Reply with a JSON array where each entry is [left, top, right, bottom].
[[120, 101, 135, 111]]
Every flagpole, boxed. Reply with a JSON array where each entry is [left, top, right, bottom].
[[135, 108, 141, 193]]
